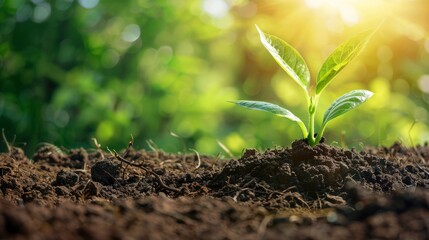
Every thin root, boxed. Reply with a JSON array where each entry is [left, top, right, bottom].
[[2, 129, 11, 153], [189, 148, 201, 169], [92, 138, 105, 159], [113, 151, 180, 193], [217, 140, 234, 158]]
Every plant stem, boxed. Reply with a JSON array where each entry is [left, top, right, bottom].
[[307, 112, 316, 146], [307, 96, 319, 146], [297, 121, 309, 139], [314, 124, 326, 144]]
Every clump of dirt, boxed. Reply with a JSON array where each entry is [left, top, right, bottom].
[[90, 160, 121, 185], [209, 140, 429, 209], [0, 140, 428, 239], [33, 145, 88, 169]]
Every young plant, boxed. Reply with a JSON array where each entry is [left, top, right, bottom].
[[232, 26, 375, 146]]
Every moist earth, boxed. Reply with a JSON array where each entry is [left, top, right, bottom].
[[1, 140, 429, 239]]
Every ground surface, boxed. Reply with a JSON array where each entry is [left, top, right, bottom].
[[1, 140, 429, 239]]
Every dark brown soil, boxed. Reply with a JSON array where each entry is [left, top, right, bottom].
[[1, 140, 429, 239]]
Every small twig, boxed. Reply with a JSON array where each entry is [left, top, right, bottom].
[[113, 152, 180, 193], [408, 121, 425, 163], [255, 182, 277, 194], [2, 128, 11, 153], [255, 182, 310, 208], [146, 139, 159, 152], [170, 131, 187, 162], [122, 135, 135, 179], [417, 165, 429, 176], [292, 192, 311, 209], [232, 178, 257, 201], [266, 186, 297, 199], [189, 148, 201, 169], [316, 193, 322, 209], [106, 146, 115, 158], [232, 188, 253, 202], [281, 186, 297, 193], [242, 178, 256, 188], [80, 179, 92, 199], [123, 134, 134, 157], [92, 138, 105, 159], [210, 153, 223, 171], [217, 140, 234, 158], [146, 139, 161, 159]]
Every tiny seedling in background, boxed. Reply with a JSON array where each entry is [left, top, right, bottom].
[[231, 26, 375, 146]]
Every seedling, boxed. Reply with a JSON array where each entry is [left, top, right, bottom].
[[232, 26, 375, 146]]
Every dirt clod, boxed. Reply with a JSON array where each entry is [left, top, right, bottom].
[[52, 170, 79, 186], [90, 160, 120, 185]]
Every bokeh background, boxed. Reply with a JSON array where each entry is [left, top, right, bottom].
[[1, 0, 429, 156]]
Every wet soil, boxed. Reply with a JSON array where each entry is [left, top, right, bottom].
[[1, 140, 429, 239]]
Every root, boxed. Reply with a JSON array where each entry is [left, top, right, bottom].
[[189, 148, 201, 169], [2, 128, 11, 153], [109, 136, 181, 193], [408, 121, 425, 163], [92, 138, 105, 159], [217, 140, 234, 158], [113, 152, 180, 193]]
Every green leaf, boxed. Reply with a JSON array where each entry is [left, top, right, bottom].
[[256, 25, 310, 91], [322, 90, 373, 127], [231, 100, 308, 137], [232, 100, 302, 122], [316, 29, 375, 95]]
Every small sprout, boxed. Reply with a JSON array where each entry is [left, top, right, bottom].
[[231, 25, 376, 146]]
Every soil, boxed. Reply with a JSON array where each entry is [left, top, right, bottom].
[[1, 139, 429, 239]]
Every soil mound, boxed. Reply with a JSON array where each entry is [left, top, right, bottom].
[[210, 141, 429, 208]]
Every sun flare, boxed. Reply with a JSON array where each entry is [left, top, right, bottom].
[[304, 0, 401, 26]]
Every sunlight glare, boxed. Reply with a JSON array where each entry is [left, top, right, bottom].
[[304, 0, 361, 25], [202, 0, 229, 18], [339, 5, 359, 25], [418, 75, 429, 94]]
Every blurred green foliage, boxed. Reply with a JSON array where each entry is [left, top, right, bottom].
[[1, 0, 429, 156]]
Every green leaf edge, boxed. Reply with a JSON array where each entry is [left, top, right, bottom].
[[256, 25, 310, 91], [322, 89, 374, 127], [230, 100, 308, 137], [316, 29, 376, 95]]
